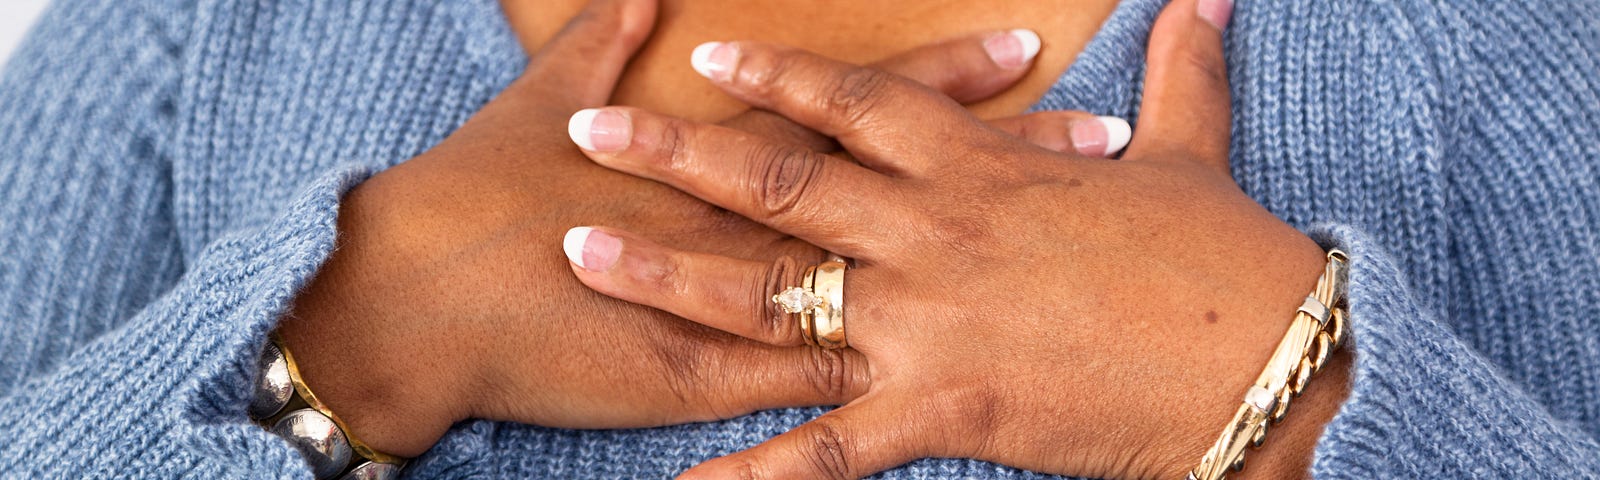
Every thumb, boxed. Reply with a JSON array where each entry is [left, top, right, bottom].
[[515, 0, 659, 112], [1124, 0, 1235, 174], [678, 398, 922, 480]]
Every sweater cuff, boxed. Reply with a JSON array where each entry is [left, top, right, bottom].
[[1306, 224, 1600, 478], [174, 163, 379, 474], [0, 164, 374, 476]]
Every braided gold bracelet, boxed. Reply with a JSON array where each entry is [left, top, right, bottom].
[[1188, 250, 1349, 480]]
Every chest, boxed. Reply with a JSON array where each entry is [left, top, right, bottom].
[[500, 0, 1119, 121]]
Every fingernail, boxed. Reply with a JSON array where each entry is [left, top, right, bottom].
[[563, 227, 622, 272], [568, 108, 632, 152], [690, 41, 739, 82], [1070, 116, 1132, 157], [983, 29, 1042, 69], [1198, 0, 1234, 30]]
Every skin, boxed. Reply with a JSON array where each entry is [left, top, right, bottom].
[[564, 0, 1352, 478], [282, 0, 1121, 461], [282, 0, 1354, 477], [499, 0, 1121, 122]]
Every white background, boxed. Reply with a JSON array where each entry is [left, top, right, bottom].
[[0, 0, 52, 69]]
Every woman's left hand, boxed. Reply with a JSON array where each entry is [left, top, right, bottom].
[[561, 0, 1350, 478]]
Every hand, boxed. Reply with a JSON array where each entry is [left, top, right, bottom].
[[563, 0, 1350, 478], [280, 0, 1119, 458]]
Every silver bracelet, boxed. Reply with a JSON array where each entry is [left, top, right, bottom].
[[252, 336, 406, 480]]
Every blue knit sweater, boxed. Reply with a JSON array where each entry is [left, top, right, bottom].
[[2, 0, 1597, 478]]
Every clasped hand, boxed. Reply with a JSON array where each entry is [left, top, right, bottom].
[[284, 0, 1347, 478], [560, 0, 1340, 478], [281, 0, 1134, 467]]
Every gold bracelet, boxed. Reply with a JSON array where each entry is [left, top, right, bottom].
[[1188, 250, 1349, 480], [252, 333, 407, 479], [277, 334, 407, 465]]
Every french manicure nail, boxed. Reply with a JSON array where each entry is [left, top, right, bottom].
[[1198, 0, 1235, 31], [690, 42, 739, 82], [983, 29, 1042, 69], [1070, 116, 1132, 158], [563, 227, 622, 272], [568, 108, 632, 152]]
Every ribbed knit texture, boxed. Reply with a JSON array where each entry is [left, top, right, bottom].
[[0, 0, 1596, 478]]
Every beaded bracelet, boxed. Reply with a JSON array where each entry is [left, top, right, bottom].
[[251, 333, 407, 480], [1188, 250, 1349, 480]]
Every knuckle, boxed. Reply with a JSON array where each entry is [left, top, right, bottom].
[[802, 419, 853, 480], [632, 250, 685, 296], [922, 385, 1004, 458], [648, 331, 712, 404], [610, 3, 654, 46], [748, 142, 825, 219], [740, 47, 801, 99], [923, 210, 997, 259], [725, 459, 763, 480], [754, 256, 802, 343], [1009, 116, 1035, 141], [652, 117, 693, 173], [801, 348, 853, 401], [820, 67, 894, 127], [1181, 47, 1229, 89], [572, 7, 618, 33], [574, 0, 650, 44]]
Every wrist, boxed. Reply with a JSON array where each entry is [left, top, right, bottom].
[[1172, 242, 1353, 479], [1237, 347, 1352, 479], [278, 198, 475, 457], [277, 297, 465, 458]]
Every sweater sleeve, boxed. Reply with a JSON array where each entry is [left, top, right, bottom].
[[0, 165, 376, 478], [1308, 225, 1600, 478], [1308, 0, 1600, 476], [0, 1, 373, 477]]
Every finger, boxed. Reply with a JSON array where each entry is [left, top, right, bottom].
[[719, 110, 837, 152], [872, 29, 1041, 104], [567, 107, 913, 256], [719, 29, 1044, 152], [987, 112, 1133, 157], [516, 0, 659, 112], [690, 41, 1006, 174], [723, 346, 873, 415], [1123, 0, 1235, 173], [723, 110, 1130, 159], [563, 226, 817, 346], [678, 398, 923, 480], [559, 227, 875, 415]]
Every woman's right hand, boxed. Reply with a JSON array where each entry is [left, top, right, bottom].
[[278, 0, 1109, 458]]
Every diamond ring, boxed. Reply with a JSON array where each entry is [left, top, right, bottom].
[[769, 259, 849, 349], [772, 287, 821, 314]]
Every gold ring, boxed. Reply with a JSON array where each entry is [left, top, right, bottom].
[[770, 258, 849, 349], [808, 260, 848, 349], [799, 265, 817, 344]]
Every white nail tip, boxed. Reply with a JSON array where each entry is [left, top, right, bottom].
[[690, 42, 723, 79], [563, 227, 593, 268], [1100, 116, 1133, 155], [1010, 29, 1042, 63], [568, 109, 600, 151]]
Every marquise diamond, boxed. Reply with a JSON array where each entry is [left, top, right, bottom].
[[772, 287, 821, 314]]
